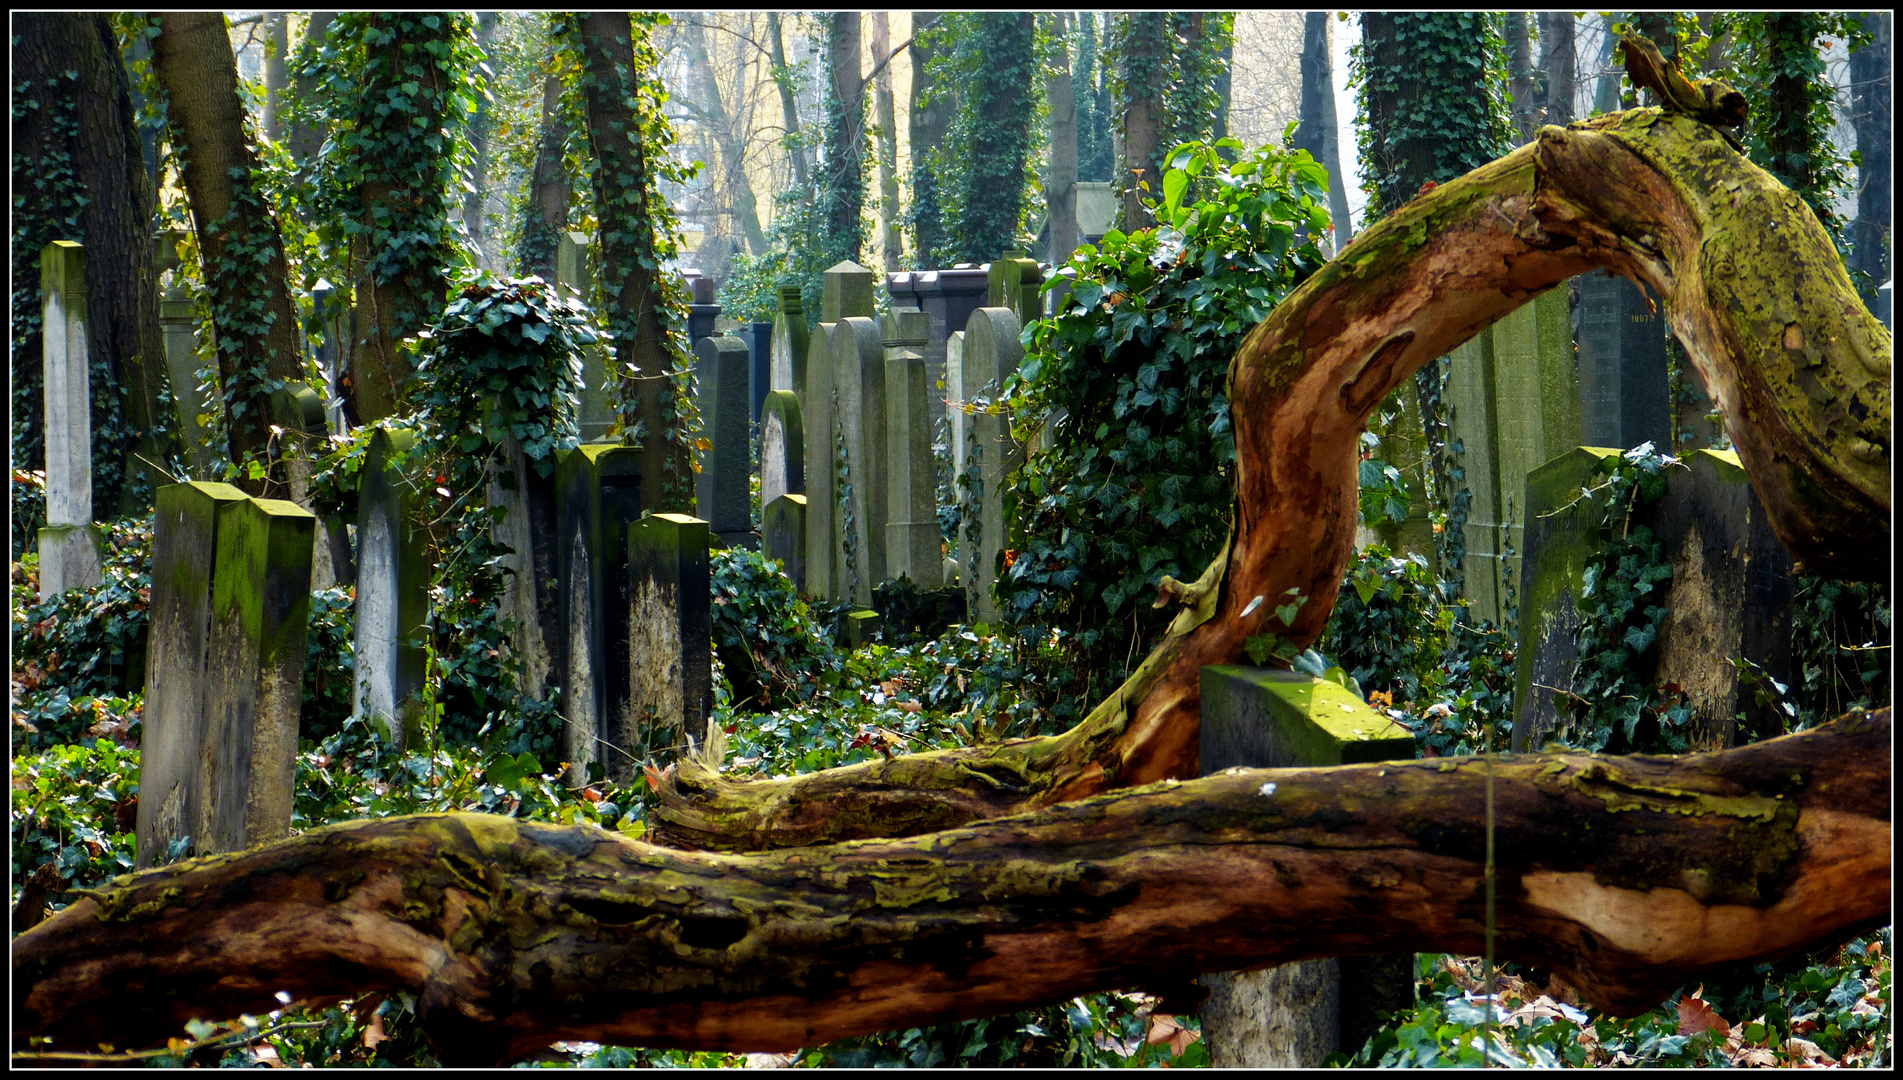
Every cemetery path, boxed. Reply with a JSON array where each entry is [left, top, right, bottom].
[[12, 711, 1887, 1063], [655, 107, 1890, 854]]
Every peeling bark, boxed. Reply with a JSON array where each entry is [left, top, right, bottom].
[[13, 712, 1888, 1063], [656, 109, 1891, 852]]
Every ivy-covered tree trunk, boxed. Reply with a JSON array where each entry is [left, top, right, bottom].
[[821, 12, 866, 268], [286, 12, 336, 170], [12, 13, 175, 520], [654, 107, 1892, 852], [907, 11, 952, 266], [462, 11, 502, 270], [1116, 12, 1167, 230], [13, 711, 1891, 1063], [1072, 14, 1112, 184], [515, 50, 570, 282], [956, 13, 1036, 263], [1045, 13, 1079, 271], [150, 10, 305, 494], [765, 12, 810, 194], [575, 11, 695, 513], [347, 12, 457, 424], [1848, 13, 1891, 296]]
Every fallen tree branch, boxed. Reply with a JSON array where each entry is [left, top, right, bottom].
[[14, 710, 1889, 1064], [653, 107, 1891, 852]]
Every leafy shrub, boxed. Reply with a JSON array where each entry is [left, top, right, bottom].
[[10, 737, 141, 915], [999, 138, 1330, 717], [709, 546, 838, 712]]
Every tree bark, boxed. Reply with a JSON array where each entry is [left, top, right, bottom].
[[287, 12, 336, 170], [870, 12, 904, 272], [1537, 12, 1577, 127], [13, 711, 1890, 1063], [462, 11, 501, 271], [1045, 13, 1079, 271], [1118, 13, 1168, 230], [150, 10, 305, 494], [906, 12, 952, 264], [654, 107, 1893, 852], [822, 12, 865, 264], [516, 52, 570, 282], [1506, 13, 1538, 143], [765, 12, 810, 193], [12, 13, 176, 514], [261, 13, 289, 143], [1295, 12, 1355, 253], [957, 13, 1037, 264], [1849, 12, 1892, 296]]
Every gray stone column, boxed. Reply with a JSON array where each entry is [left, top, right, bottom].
[[555, 444, 645, 785], [770, 283, 810, 395], [160, 277, 218, 476], [488, 435, 562, 701], [1198, 666, 1418, 1066], [694, 335, 755, 546], [137, 482, 314, 867], [624, 513, 712, 772], [38, 240, 103, 599], [885, 347, 942, 588], [835, 317, 888, 605], [351, 428, 430, 748], [801, 322, 838, 601], [958, 307, 1024, 624], [1575, 270, 1671, 451], [748, 320, 773, 421]]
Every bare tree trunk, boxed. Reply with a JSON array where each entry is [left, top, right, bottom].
[[150, 11, 305, 495], [1537, 12, 1577, 127], [871, 12, 904, 272], [907, 11, 952, 265], [286, 12, 336, 170], [1045, 13, 1079, 271], [766, 12, 810, 193], [684, 15, 769, 256], [1506, 12, 1538, 142], [13, 13, 176, 513], [517, 53, 570, 282], [1296, 12, 1355, 252], [1850, 12, 1892, 296], [13, 711, 1891, 1064], [261, 13, 289, 143], [655, 108, 1894, 852], [823, 12, 866, 264], [1118, 13, 1168, 230]]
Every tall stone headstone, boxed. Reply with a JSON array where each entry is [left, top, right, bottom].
[[763, 493, 807, 585], [694, 335, 754, 546], [959, 307, 1024, 624], [351, 428, 430, 748], [624, 513, 713, 772], [822, 259, 876, 322], [160, 277, 219, 476], [489, 436, 563, 701], [759, 390, 805, 508], [945, 329, 968, 501], [801, 320, 838, 600], [988, 251, 1045, 326], [39, 241, 103, 599], [1445, 288, 1582, 626], [891, 268, 989, 428], [1574, 270, 1671, 452], [885, 348, 943, 588], [555, 444, 645, 785], [834, 317, 889, 606], [556, 230, 616, 443], [747, 320, 773, 421], [1198, 666, 1418, 1067], [770, 283, 810, 395], [138, 482, 314, 868]]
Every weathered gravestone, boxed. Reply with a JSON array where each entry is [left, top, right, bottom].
[[488, 436, 563, 700], [555, 444, 645, 785], [770, 283, 810, 395], [159, 275, 219, 476], [945, 329, 968, 509], [272, 383, 344, 593], [693, 335, 754, 547], [351, 428, 430, 748], [1511, 447, 1797, 753], [821, 259, 876, 322], [138, 482, 315, 868], [623, 513, 713, 773], [1198, 666, 1418, 1067], [758, 390, 804, 509], [685, 270, 721, 344], [1574, 270, 1672, 451], [891, 266, 990, 424], [556, 230, 616, 443], [747, 319, 773, 421], [958, 307, 1024, 624], [38, 241, 104, 598], [885, 347, 943, 588], [1444, 287, 1582, 626], [834, 316, 889, 607], [763, 493, 807, 586], [801, 316, 839, 600], [988, 250, 1046, 326]]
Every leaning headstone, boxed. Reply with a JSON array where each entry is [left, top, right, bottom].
[[1574, 270, 1671, 452], [1445, 288, 1582, 626], [835, 317, 889, 606], [747, 319, 773, 421], [959, 307, 1024, 624], [801, 321, 839, 600], [686, 270, 721, 344], [1198, 665, 1417, 1067], [770, 283, 810, 395], [555, 444, 645, 785], [623, 513, 713, 775], [758, 390, 805, 509], [885, 347, 943, 588], [694, 335, 755, 547], [763, 493, 807, 585], [138, 482, 315, 867], [556, 230, 616, 442], [822, 259, 876, 322], [38, 241, 104, 599], [351, 428, 430, 748], [488, 435, 563, 701]]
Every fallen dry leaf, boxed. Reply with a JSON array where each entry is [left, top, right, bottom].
[[362, 1011, 387, 1051], [1146, 1014, 1201, 1057], [1676, 987, 1729, 1039]]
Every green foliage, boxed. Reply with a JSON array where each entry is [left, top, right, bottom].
[[1321, 544, 1453, 715], [709, 545, 837, 712], [1103, 13, 1236, 214], [10, 739, 141, 917], [999, 138, 1329, 704], [1789, 575, 1893, 724], [810, 992, 1207, 1068], [951, 14, 1040, 263]]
